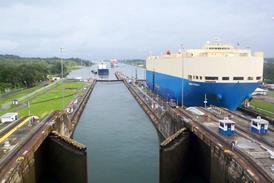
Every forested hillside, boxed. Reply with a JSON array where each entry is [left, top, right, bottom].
[[264, 62, 274, 84], [0, 55, 92, 92]]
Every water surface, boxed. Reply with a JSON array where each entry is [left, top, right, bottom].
[[74, 65, 159, 183]]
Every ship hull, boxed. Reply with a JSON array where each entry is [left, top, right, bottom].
[[146, 70, 259, 110], [98, 69, 109, 75]]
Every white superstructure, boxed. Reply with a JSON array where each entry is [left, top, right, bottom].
[[98, 63, 107, 69], [147, 43, 264, 83]]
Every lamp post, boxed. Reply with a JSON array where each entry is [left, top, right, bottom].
[[204, 94, 208, 108], [60, 48, 64, 109], [27, 100, 31, 116], [180, 44, 184, 107]]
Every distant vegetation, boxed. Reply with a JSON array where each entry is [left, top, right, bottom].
[[0, 54, 92, 93], [120, 59, 145, 68], [264, 58, 274, 64], [263, 61, 274, 84]]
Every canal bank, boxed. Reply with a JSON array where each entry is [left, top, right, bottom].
[[74, 81, 159, 183]]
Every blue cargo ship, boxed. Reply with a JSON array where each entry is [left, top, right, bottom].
[[146, 43, 264, 110]]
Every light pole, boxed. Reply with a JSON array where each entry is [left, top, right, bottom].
[[180, 44, 184, 107], [135, 67, 138, 80], [204, 94, 208, 108], [60, 48, 64, 109], [27, 100, 31, 116]]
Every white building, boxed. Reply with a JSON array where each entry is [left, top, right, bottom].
[[264, 84, 274, 90], [52, 77, 61, 81], [0, 112, 18, 123], [252, 88, 268, 96]]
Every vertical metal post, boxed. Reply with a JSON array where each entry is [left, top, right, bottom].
[[204, 94, 208, 108], [28, 101, 30, 116], [181, 44, 184, 107], [60, 48, 64, 109], [135, 67, 138, 80]]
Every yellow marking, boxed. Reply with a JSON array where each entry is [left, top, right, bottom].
[[224, 149, 232, 154], [0, 117, 31, 144], [16, 156, 24, 161]]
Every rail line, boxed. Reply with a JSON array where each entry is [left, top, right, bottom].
[[222, 106, 274, 132], [203, 106, 274, 148], [0, 111, 58, 172], [0, 117, 28, 138], [176, 107, 273, 182], [0, 116, 31, 144]]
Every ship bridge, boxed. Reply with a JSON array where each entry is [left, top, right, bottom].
[[186, 43, 255, 57], [148, 43, 263, 59]]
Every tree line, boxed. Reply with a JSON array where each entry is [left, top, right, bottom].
[[0, 55, 92, 93], [264, 63, 274, 84]]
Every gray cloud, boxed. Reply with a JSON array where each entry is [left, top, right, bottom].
[[0, 0, 273, 59]]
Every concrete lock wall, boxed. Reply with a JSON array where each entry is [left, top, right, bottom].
[[160, 129, 212, 183], [210, 149, 229, 182], [35, 132, 87, 183], [158, 111, 184, 138], [189, 133, 211, 181], [160, 129, 190, 183]]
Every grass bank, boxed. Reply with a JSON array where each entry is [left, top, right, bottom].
[[18, 81, 84, 118], [250, 99, 274, 118]]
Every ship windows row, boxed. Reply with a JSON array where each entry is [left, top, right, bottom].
[[188, 75, 262, 81], [208, 47, 230, 50]]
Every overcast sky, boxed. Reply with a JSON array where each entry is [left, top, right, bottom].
[[0, 0, 273, 59]]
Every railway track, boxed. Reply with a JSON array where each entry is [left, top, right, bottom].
[[175, 107, 273, 182], [203, 106, 274, 148], [0, 111, 58, 171], [222, 106, 274, 132], [0, 117, 28, 140]]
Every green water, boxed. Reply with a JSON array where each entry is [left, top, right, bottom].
[[74, 81, 159, 183]]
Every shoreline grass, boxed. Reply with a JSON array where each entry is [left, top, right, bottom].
[[250, 99, 274, 118], [0, 80, 84, 118], [18, 81, 84, 118]]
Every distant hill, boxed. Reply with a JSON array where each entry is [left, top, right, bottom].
[[0, 54, 21, 59], [0, 54, 92, 67], [0, 54, 93, 91]]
